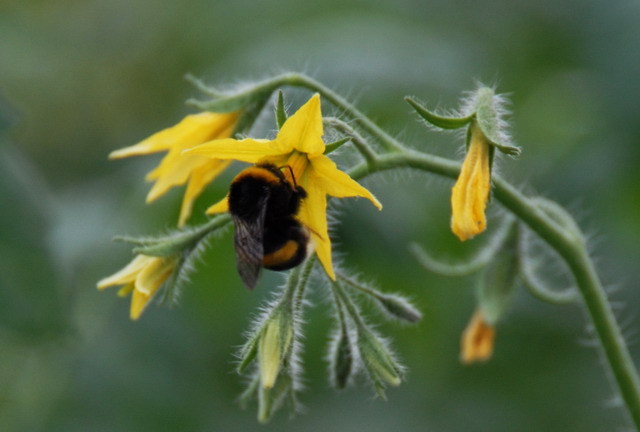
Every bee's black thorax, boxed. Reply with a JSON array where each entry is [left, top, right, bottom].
[[228, 164, 306, 221]]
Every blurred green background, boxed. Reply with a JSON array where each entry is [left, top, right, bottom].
[[2, 0, 640, 431]]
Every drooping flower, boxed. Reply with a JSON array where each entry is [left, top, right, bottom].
[[407, 87, 519, 242], [110, 111, 240, 227], [460, 308, 495, 364], [450, 122, 492, 241], [97, 254, 178, 320], [185, 94, 382, 279]]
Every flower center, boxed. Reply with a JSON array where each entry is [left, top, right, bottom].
[[284, 151, 309, 186]]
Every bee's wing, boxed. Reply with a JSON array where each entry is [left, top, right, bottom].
[[232, 194, 269, 290]]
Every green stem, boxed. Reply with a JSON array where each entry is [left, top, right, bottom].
[[193, 72, 640, 426], [324, 117, 378, 167], [347, 150, 640, 429], [293, 256, 316, 311], [290, 77, 640, 423], [256, 73, 405, 153]]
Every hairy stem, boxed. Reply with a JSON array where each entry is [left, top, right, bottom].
[[272, 73, 640, 428], [193, 72, 639, 427], [351, 152, 640, 429]]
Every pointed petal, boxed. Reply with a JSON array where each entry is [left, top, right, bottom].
[[206, 196, 229, 214], [297, 189, 335, 280], [110, 112, 238, 159], [184, 138, 280, 163], [178, 159, 232, 226], [117, 283, 135, 297], [309, 156, 382, 209], [130, 256, 177, 320], [145, 152, 210, 203], [97, 255, 150, 289], [278, 94, 325, 156]]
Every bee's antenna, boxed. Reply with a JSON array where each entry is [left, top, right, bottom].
[[282, 165, 299, 188]]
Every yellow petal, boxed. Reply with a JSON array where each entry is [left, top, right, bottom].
[[451, 126, 491, 241], [206, 196, 229, 214], [110, 112, 237, 159], [129, 256, 177, 320], [97, 255, 151, 290], [117, 283, 135, 297], [178, 159, 232, 226], [184, 138, 278, 163], [309, 156, 382, 209], [277, 94, 325, 157], [460, 309, 495, 364], [297, 189, 335, 280], [145, 152, 209, 202]]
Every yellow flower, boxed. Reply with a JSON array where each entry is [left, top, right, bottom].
[[185, 94, 382, 279], [110, 111, 240, 227], [97, 254, 178, 320], [460, 308, 495, 364], [450, 123, 492, 241]]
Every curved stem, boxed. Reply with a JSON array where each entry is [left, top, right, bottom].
[[349, 151, 640, 429], [268, 72, 640, 424], [267, 73, 406, 153], [194, 72, 640, 427], [324, 117, 378, 167]]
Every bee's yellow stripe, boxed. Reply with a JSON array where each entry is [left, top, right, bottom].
[[262, 240, 300, 268], [233, 165, 281, 185]]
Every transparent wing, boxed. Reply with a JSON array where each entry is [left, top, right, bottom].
[[232, 194, 269, 289]]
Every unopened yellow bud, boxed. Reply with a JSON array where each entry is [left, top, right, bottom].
[[460, 309, 495, 364]]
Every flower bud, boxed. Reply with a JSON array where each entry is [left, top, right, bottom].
[[258, 308, 294, 389], [358, 328, 403, 397], [460, 308, 495, 364], [374, 293, 422, 324], [329, 327, 355, 389]]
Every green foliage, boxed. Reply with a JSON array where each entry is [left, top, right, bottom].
[[2, 1, 639, 431]]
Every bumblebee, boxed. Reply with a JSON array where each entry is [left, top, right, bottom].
[[228, 163, 310, 289]]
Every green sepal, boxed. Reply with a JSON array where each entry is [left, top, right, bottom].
[[339, 274, 422, 324], [113, 233, 190, 257], [405, 96, 473, 130], [357, 327, 403, 398], [472, 88, 521, 157], [374, 293, 422, 324], [115, 214, 231, 257], [238, 373, 260, 409], [275, 90, 288, 129], [233, 96, 271, 137], [237, 330, 261, 374], [156, 255, 185, 306], [324, 137, 350, 154], [187, 80, 274, 114], [257, 373, 294, 424]]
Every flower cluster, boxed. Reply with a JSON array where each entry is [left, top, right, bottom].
[[97, 75, 532, 422]]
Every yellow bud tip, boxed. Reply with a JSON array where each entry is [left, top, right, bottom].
[[386, 374, 402, 387], [460, 309, 495, 364], [259, 321, 284, 389]]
